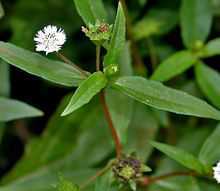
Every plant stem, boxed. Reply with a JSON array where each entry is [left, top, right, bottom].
[[95, 45, 122, 158], [56, 52, 88, 77], [96, 46, 101, 71], [99, 91, 122, 158], [140, 171, 197, 186]]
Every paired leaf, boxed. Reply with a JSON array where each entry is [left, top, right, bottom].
[[113, 76, 220, 120], [62, 72, 107, 116], [0, 97, 43, 122], [199, 124, 220, 167], [0, 41, 86, 87], [195, 63, 220, 109], [151, 141, 205, 173], [180, 0, 212, 49], [151, 51, 197, 82], [104, 2, 126, 67], [73, 0, 107, 25]]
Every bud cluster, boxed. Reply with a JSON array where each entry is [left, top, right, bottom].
[[81, 20, 113, 45], [112, 154, 151, 190]]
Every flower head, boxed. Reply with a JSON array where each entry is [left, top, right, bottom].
[[213, 162, 220, 183], [81, 20, 112, 45], [34, 25, 66, 55]]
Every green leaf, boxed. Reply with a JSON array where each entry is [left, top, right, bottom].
[[199, 124, 220, 166], [150, 141, 205, 173], [104, 2, 126, 67], [56, 177, 79, 191], [62, 72, 107, 116], [180, 0, 212, 49], [0, 41, 86, 87], [200, 38, 220, 58], [0, 2, 4, 19], [195, 63, 220, 109], [73, 0, 107, 25], [133, 8, 178, 40], [95, 171, 112, 191], [113, 76, 220, 120], [0, 97, 43, 122], [125, 103, 159, 161], [0, 97, 112, 191], [151, 51, 197, 82]]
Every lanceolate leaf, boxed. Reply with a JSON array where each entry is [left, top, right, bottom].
[[62, 72, 107, 116], [73, 0, 107, 25], [199, 124, 220, 166], [0, 41, 86, 87], [150, 141, 205, 174], [195, 63, 220, 109], [151, 51, 197, 82], [0, 97, 43, 122], [104, 2, 126, 67], [180, 0, 212, 49], [113, 76, 220, 120]]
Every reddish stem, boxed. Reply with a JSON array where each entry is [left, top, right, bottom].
[[140, 171, 197, 186], [99, 91, 122, 158]]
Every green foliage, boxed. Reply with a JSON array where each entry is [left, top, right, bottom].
[[0, 97, 43, 122], [195, 63, 220, 109], [133, 8, 178, 40], [73, 0, 107, 25], [199, 124, 220, 167], [150, 141, 205, 174], [151, 51, 197, 82], [56, 177, 79, 191], [180, 0, 213, 49], [114, 76, 220, 120], [61, 72, 107, 116], [0, 42, 86, 87], [1, 0, 220, 190], [103, 3, 126, 68]]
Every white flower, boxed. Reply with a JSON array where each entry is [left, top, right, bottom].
[[34, 25, 66, 55], [213, 162, 220, 183]]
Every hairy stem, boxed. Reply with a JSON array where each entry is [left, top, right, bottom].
[[99, 91, 122, 158], [56, 52, 88, 77], [140, 171, 197, 186], [96, 46, 122, 158], [96, 46, 101, 71]]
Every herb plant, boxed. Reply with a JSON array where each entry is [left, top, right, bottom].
[[0, 0, 220, 190]]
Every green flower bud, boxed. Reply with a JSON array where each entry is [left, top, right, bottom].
[[81, 20, 113, 45]]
